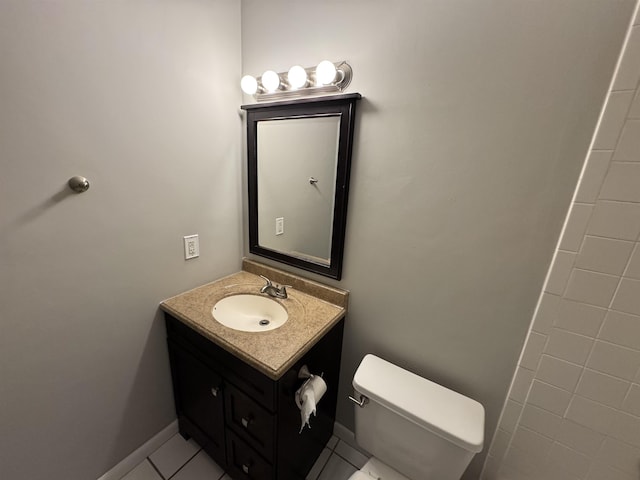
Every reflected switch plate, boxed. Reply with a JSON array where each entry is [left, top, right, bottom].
[[276, 217, 284, 236]]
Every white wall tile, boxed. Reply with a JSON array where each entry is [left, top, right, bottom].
[[613, 119, 640, 161], [547, 442, 591, 479], [501, 399, 523, 434], [555, 419, 605, 456], [544, 328, 593, 365], [509, 367, 535, 403], [502, 446, 545, 477], [612, 26, 640, 91], [535, 355, 583, 391], [563, 268, 620, 307], [519, 404, 562, 439], [574, 235, 635, 275], [587, 463, 638, 480], [629, 88, 640, 118], [612, 410, 640, 448], [612, 278, 640, 315], [575, 368, 630, 408], [545, 251, 576, 295], [511, 427, 554, 456], [527, 380, 572, 416], [625, 244, 640, 279], [559, 204, 594, 251], [586, 200, 640, 240], [520, 332, 547, 370], [481, 454, 501, 480], [554, 299, 607, 337], [596, 437, 640, 475], [599, 310, 640, 350], [575, 151, 613, 203], [593, 91, 634, 149], [587, 340, 640, 380], [622, 383, 640, 416], [600, 162, 640, 202], [565, 395, 618, 436], [532, 293, 559, 334], [489, 429, 512, 459]]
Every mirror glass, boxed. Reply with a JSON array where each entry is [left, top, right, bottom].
[[242, 94, 360, 279]]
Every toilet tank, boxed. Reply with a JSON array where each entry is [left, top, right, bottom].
[[352, 355, 484, 480]]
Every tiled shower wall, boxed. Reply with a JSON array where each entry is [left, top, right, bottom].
[[481, 6, 640, 480]]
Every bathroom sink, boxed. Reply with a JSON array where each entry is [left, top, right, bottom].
[[212, 294, 288, 332]]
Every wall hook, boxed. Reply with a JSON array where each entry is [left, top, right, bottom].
[[309, 177, 318, 185], [68, 176, 90, 193]]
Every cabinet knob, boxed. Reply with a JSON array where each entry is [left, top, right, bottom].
[[211, 386, 220, 397], [242, 463, 250, 474], [241, 415, 253, 428]]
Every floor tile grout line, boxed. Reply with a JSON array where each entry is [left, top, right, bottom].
[[311, 451, 333, 480], [164, 448, 203, 480], [146, 458, 166, 480]]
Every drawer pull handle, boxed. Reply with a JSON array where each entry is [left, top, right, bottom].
[[211, 386, 220, 397], [241, 416, 252, 428], [242, 463, 250, 474]]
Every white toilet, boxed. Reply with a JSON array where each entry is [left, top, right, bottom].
[[347, 354, 485, 480]]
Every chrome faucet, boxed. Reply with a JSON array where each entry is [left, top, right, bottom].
[[260, 275, 289, 299]]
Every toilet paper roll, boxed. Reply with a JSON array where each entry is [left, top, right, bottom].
[[296, 375, 327, 433]]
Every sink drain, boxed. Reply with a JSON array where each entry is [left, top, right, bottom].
[[259, 319, 270, 326]]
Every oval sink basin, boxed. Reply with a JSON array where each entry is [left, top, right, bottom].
[[212, 294, 288, 332]]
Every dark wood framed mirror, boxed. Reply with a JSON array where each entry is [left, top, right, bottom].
[[242, 93, 361, 280]]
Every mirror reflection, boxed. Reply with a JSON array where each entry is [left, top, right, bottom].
[[257, 116, 340, 265]]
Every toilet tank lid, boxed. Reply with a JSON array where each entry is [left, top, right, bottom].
[[353, 354, 485, 453]]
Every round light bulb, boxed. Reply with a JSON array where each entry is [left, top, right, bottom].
[[240, 75, 258, 95], [316, 60, 337, 85], [261, 70, 280, 92], [287, 65, 308, 90]]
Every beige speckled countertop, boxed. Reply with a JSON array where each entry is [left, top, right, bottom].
[[160, 260, 348, 380]]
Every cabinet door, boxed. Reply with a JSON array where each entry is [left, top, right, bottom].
[[169, 341, 226, 466]]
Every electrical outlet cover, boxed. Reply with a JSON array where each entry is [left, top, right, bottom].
[[183, 235, 199, 260]]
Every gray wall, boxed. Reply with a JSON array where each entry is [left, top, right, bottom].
[[0, 1, 242, 479], [241, 1, 635, 478]]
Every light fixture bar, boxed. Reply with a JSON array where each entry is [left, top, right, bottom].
[[242, 61, 352, 102]]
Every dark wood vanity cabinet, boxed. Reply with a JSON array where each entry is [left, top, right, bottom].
[[165, 313, 344, 480]]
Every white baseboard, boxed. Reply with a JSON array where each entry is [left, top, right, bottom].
[[334, 421, 361, 448], [97, 420, 179, 480]]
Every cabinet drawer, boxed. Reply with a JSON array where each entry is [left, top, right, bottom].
[[225, 382, 276, 460], [226, 430, 274, 480]]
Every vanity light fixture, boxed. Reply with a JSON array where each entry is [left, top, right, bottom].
[[240, 60, 352, 101], [287, 65, 308, 90], [261, 70, 281, 93]]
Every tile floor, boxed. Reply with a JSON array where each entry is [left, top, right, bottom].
[[121, 432, 369, 480]]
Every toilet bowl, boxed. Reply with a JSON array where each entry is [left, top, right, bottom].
[[347, 355, 485, 480]]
